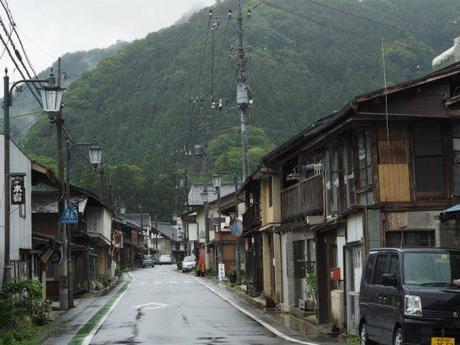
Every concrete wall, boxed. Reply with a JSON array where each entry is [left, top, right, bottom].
[[273, 232, 283, 303], [0, 138, 32, 286]]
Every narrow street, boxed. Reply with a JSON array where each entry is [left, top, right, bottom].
[[89, 266, 297, 345]]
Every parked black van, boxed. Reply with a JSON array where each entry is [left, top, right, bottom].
[[359, 248, 460, 345]]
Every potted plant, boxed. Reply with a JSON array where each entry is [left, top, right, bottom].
[[304, 264, 317, 311], [262, 291, 276, 308]]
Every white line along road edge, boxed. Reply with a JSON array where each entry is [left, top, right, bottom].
[[81, 272, 136, 345], [193, 277, 319, 345]]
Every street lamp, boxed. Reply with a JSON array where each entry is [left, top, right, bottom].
[[3, 69, 64, 287], [212, 174, 222, 189], [40, 71, 65, 113], [65, 141, 103, 307], [88, 144, 103, 167]]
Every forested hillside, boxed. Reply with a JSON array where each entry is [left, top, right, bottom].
[[21, 0, 460, 218], [11, 41, 126, 140]]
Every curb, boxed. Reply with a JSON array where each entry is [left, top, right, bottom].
[[194, 277, 320, 345]]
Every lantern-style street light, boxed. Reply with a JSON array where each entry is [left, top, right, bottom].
[[212, 174, 222, 189], [3, 69, 65, 287]]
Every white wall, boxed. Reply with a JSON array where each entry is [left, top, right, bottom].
[[0, 137, 32, 285], [86, 207, 112, 241]]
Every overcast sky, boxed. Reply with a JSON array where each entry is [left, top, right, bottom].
[[4, 0, 215, 78]]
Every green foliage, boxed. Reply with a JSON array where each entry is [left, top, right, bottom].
[[305, 264, 318, 306], [0, 280, 50, 344], [20, 0, 460, 221], [99, 274, 111, 288]]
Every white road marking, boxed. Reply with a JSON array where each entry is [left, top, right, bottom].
[[154, 281, 163, 284], [193, 277, 319, 345], [131, 302, 168, 311], [169, 281, 177, 284], [82, 272, 136, 345]]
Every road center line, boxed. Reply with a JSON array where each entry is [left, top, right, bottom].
[[193, 277, 319, 345]]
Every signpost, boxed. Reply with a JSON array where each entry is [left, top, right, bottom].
[[218, 263, 225, 282], [60, 204, 79, 224]]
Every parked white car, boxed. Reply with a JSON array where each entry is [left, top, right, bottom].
[[181, 255, 196, 272], [159, 254, 172, 265]]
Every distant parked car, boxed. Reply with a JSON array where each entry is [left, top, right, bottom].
[[182, 255, 196, 272], [142, 255, 154, 268], [153, 254, 160, 265], [159, 255, 172, 265]]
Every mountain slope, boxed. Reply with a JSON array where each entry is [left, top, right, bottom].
[[21, 0, 460, 217]]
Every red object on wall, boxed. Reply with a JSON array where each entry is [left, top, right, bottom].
[[330, 267, 341, 281]]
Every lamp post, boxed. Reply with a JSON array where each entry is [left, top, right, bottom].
[[65, 141, 102, 307], [3, 69, 64, 287]]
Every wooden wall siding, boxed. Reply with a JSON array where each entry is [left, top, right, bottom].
[[378, 164, 411, 202], [363, 81, 449, 116], [281, 174, 323, 221]]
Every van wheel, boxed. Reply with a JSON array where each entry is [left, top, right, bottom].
[[360, 323, 372, 345], [394, 328, 404, 345]]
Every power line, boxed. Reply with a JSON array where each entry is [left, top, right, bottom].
[[0, 29, 42, 107], [0, 0, 41, 79]]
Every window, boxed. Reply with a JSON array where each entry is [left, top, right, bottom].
[[293, 240, 306, 279], [332, 148, 340, 212], [343, 141, 355, 208], [324, 150, 333, 216], [358, 131, 373, 188], [388, 253, 400, 279], [386, 230, 435, 248], [364, 253, 376, 284], [413, 122, 444, 196], [373, 254, 388, 285], [268, 176, 273, 208]]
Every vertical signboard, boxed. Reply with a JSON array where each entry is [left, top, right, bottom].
[[10, 173, 26, 205]]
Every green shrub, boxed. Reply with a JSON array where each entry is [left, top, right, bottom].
[[99, 274, 111, 288], [0, 279, 50, 343]]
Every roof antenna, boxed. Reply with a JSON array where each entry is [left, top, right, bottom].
[[382, 37, 390, 142]]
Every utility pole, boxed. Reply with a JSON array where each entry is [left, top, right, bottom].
[[155, 215, 158, 251], [3, 71, 11, 286], [198, 99, 210, 272], [56, 58, 68, 310], [236, 0, 250, 180]]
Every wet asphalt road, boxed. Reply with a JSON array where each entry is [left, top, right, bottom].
[[90, 265, 296, 345]]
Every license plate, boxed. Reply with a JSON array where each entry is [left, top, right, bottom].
[[431, 337, 455, 345]]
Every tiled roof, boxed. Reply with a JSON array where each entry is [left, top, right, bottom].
[[188, 183, 237, 207], [124, 214, 152, 229], [156, 222, 180, 242]]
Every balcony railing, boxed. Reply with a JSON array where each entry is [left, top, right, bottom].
[[281, 174, 323, 221], [243, 203, 261, 231]]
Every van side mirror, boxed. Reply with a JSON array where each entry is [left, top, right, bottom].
[[382, 273, 398, 287]]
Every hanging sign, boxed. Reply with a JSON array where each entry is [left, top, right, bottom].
[[11, 173, 26, 205]]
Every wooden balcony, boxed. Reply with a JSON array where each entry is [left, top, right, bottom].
[[281, 174, 323, 221], [243, 203, 261, 231]]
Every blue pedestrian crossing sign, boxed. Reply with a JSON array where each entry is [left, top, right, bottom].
[[60, 204, 79, 224]]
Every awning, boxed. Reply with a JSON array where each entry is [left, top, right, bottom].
[[440, 204, 460, 221]]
